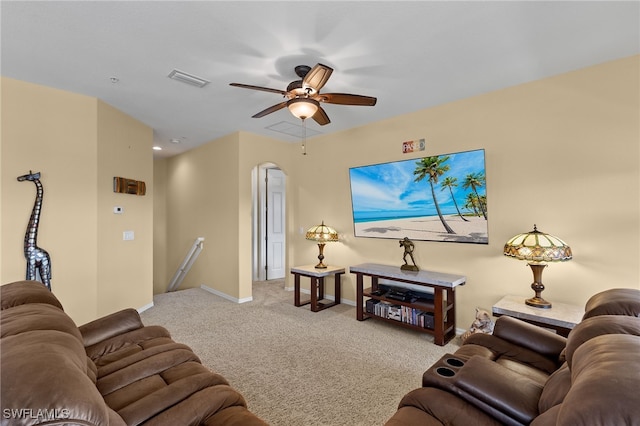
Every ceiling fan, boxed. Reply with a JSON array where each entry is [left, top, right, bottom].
[[230, 63, 377, 126]]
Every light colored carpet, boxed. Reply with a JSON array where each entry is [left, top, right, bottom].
[[140, 280, 460, 426]]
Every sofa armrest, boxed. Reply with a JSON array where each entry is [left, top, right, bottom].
[[455, 355, 544, 425], [79, 308, 144, 347], [386, 387, 504, 426], [1, 280, 64, 310], [474, 316, 566, 358]]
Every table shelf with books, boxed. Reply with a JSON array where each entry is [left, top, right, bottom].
[[351, 263, 466, 346]]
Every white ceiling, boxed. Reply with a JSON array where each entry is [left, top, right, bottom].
[[2, 1, 639, 158]]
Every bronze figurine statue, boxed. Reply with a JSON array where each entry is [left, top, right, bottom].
[[400, 237, 419, 271]]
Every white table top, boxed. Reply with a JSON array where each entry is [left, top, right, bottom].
[[291, 265, 345, 277], [493, 295, 584, 329], [349, 263, 466, 288]]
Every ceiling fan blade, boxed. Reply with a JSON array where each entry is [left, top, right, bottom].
[[311, 106, 331, 126], [230, 83, 287, 96], [303, 63, 333, 92], [316, 93, 377, 106], [252, 101, 287, 118]]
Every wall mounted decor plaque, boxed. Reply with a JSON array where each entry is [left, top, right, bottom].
[[113, 177, 146, 195]]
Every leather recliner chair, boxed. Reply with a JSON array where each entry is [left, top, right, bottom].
[[385, 288, 640, 426]]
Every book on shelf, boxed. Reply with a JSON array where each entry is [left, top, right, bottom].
[[366, 298, 380, 314], [365, 296, 435, 329], [388, 306, 402, 321]]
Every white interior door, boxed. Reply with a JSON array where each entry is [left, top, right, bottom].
[[265, 168, 286, 279]]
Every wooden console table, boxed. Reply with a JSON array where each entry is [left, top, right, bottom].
[[350, 263, 466, 346], [291, 265, 345, 312]]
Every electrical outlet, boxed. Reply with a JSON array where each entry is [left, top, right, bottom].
[[123, 231, 134, 241]]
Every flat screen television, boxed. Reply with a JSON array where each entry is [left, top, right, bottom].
[[348, 148, 488, 244]]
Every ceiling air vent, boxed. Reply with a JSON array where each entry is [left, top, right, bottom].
[[267, 121, 322, 138], [168, 69, 210, 88]]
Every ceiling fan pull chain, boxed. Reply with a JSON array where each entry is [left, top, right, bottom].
[[302, 119, 307, 156]]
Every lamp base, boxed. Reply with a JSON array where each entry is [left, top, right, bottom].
[[525, 296, 552, 309], [526, 263, 552, 309], [314, 243, 327, 269]]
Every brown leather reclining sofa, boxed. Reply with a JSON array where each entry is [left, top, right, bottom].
[[1, 280, 268, 426], [385, 288, 640, 426]]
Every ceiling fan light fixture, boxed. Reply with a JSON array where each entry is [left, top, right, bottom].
[[287, 98, 319, 120]]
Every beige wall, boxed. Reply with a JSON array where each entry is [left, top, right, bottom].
[[96, 101, 154, 317], [7, 56, 633, 331], [159, 131, 295, 299], [157, 56, 639, 330], [153, 158, 169, 294], [1, 77, 153, 324], [294, 55, 640, 328]]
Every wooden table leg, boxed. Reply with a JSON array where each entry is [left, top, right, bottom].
[[294, 273, 302, 306], [433, 288, 444, 346], [334, 273, 342, 305], [310, 277, 320, 312], [356, 273, 364, 320], [447, 287, 456, 341], [318, 277, 325, 300]]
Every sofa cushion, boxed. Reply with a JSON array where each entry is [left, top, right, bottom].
[[451, 342, 497, 360], [391, 387, 504, 426], [1, 330, 112, 425], [1, 280, 63, 310], [0, 302, 82, 341], [97, 347, 202, 395], [564, 315, 640, 367], [463, 332, 560, 375], [455, 355, 544, 425], [112, 365, 237, 425], [582, 287, 640, 319], [554, 334, 640, 425], [537, 362, 571, 413], [494, 357, 550, 387], [80, 308, 145, 348], [85, 325, 173, 364]]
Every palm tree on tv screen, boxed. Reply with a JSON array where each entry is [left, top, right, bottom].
[[441, 176, 468, 222], [464, 193, 481, 217], [414, 156, 456, 234], [463, 172, 487, 219]]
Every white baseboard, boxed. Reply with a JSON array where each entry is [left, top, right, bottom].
[[137, 301, 154, 313], [200, 284, 253, 303]]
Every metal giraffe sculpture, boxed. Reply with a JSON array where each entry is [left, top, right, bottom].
[[17, 171, 52, 290]]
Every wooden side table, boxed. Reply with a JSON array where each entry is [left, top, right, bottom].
[[291, 265, 345, 312], [492, 295, 584, 337]]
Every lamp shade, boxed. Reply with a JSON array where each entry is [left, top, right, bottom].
[[287, 98, 319, 120], [306, 221, 339, 243], [503, 225, 572, 263]]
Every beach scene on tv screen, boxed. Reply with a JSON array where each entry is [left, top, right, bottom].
[[349, 149, 488, 244]]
